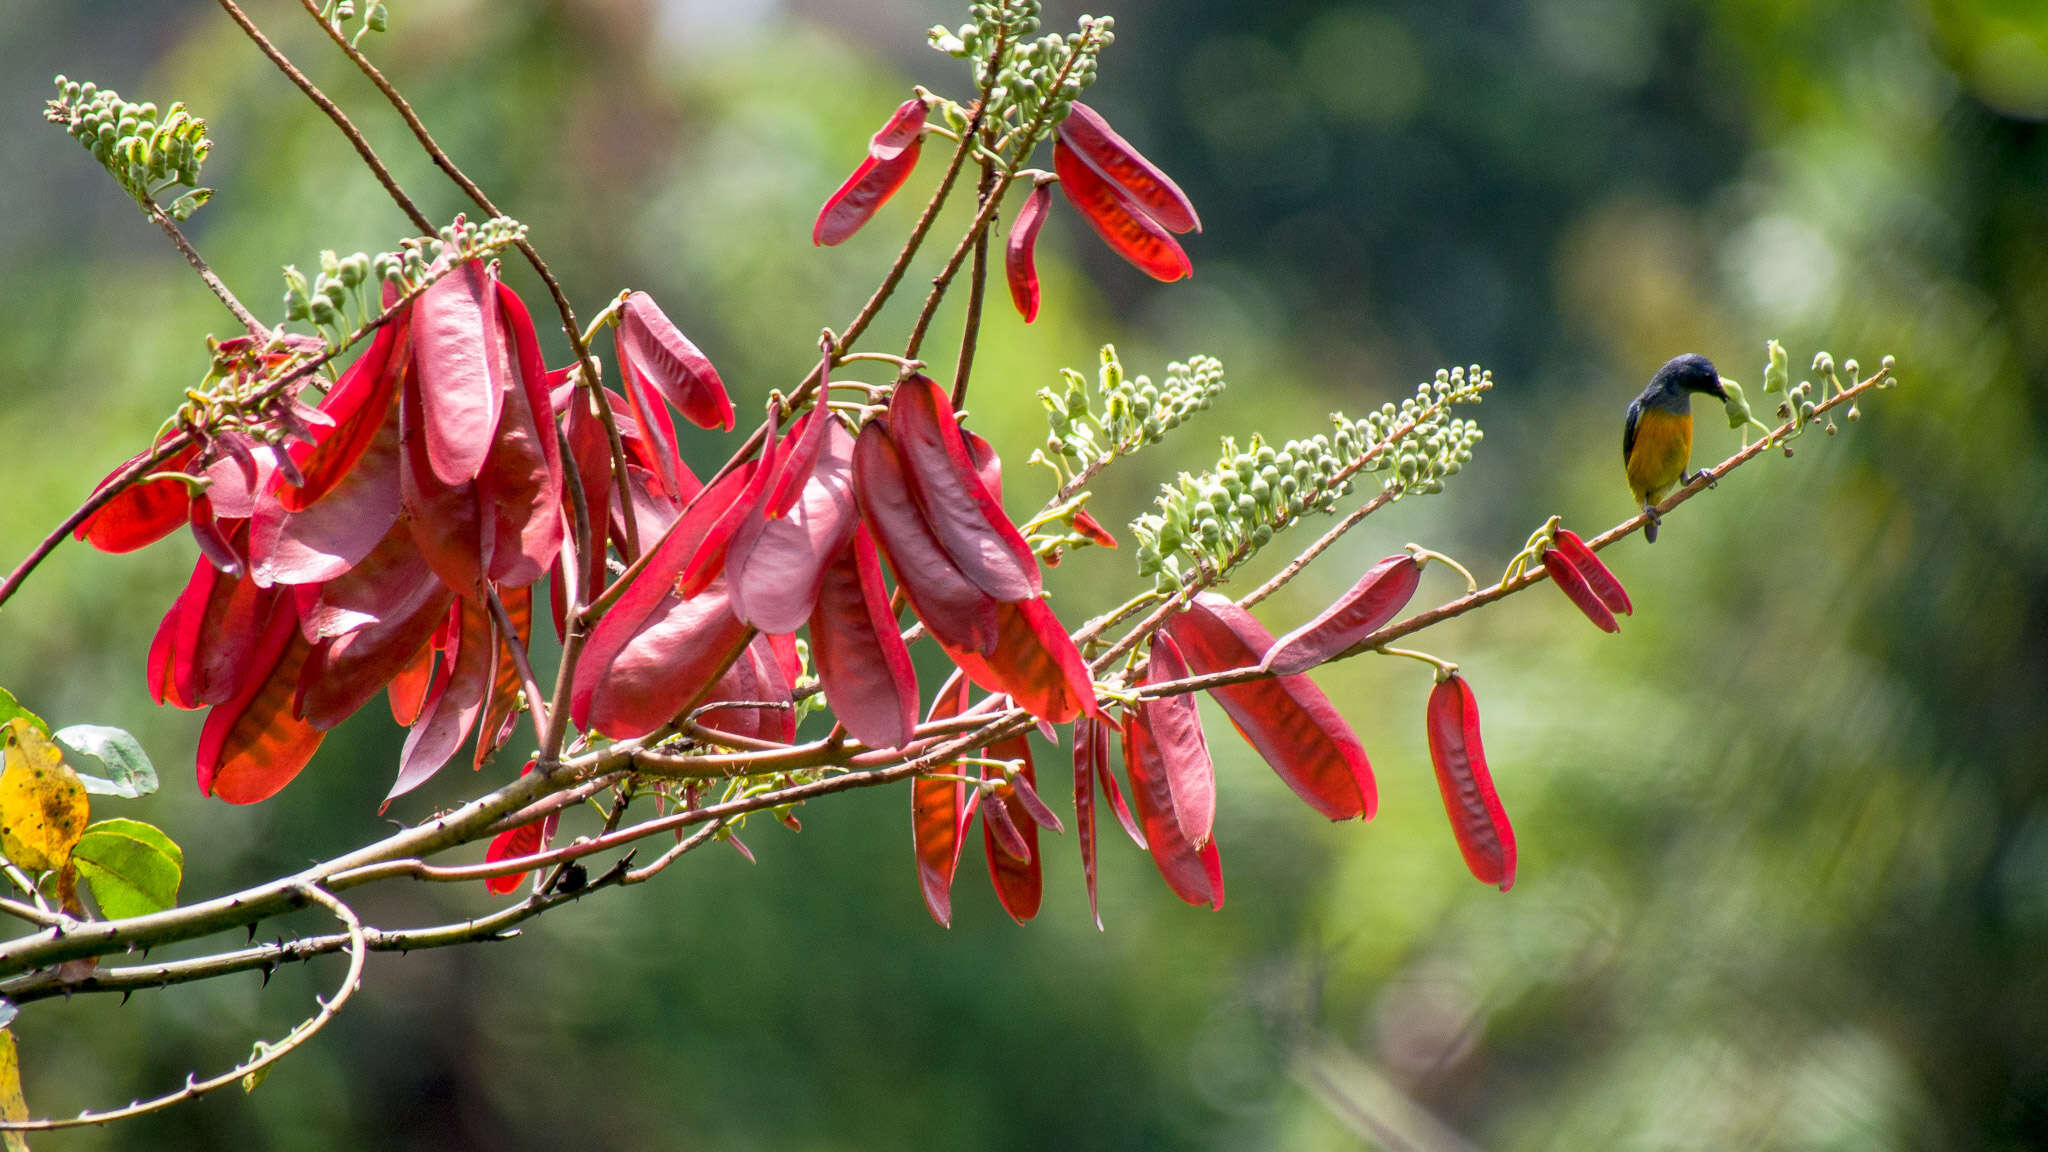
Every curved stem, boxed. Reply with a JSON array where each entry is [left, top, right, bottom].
[[0, 883, 366, 1133]]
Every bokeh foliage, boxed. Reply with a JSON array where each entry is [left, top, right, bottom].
[[0, 0, 2042, 1147]]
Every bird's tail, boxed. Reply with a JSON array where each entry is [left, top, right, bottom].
[[1644, 520, 1659, 544]]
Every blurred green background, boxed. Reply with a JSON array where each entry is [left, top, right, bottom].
[[3, 0, 2045, 1148]]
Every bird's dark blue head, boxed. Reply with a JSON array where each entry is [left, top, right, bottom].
[[1650, 353, 1727, 401]]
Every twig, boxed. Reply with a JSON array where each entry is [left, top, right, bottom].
[[1239, 490, 1397, 610], [0, 896, 62, 929], [623, 819, 726, 883], [484, 586, 549, 739], [212, 0, 436, 233], [0, 436, 193, 612], [951, 157, 996, 409]]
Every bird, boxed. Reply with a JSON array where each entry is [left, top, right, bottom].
[[1624, 353, 1728, 543]]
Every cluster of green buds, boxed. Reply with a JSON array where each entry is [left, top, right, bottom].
[[1130, 365, 1489, 589], [929, 4, 1111, 130], [46, 79, 212, 220], [317, 0, 390, 47], [1758, 340, 1895, 450], [1033, 346, 1226, 492], [283, 250, 380, 346], [280, 216, 527, 350]]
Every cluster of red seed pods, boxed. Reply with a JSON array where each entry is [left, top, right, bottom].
[[73, 68, 1628, 924], [810, 95, 1200, 328], [1542, 527, 1633, 633]]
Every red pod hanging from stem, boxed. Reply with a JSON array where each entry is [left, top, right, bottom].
[[1006, 181, 1052, 323], [813, 97, 928, 247], [1052, 140, 1192, 283], [1542, 549, 1620, 634], [911, 671, 972, 927], [1054, 102, 1202, 235], [1550, 528, 1632, 616], [1263, 553, 1424, 675], [1165, 593, 1375, 821], [980, 734, 1043, 924], [1424, 673, 1516, 891]]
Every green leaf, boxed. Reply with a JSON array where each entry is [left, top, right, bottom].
[[0, 690, 46, 739], [53, 724, 158, 799], [72, 818, 182, 919]]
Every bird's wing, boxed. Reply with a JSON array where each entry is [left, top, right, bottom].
[[1623, 397, 1643, 467]]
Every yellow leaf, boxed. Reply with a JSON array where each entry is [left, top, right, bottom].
[[0, 1028, 29, 1152], [0, 718, 88, 874]]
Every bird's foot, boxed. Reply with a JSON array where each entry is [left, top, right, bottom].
[[1641, 504, 1661, 544], [1685, 466, 1718, 489]]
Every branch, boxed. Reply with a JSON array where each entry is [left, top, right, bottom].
[[1126, 360, 1898, 696], [144, 198, 268, 340]]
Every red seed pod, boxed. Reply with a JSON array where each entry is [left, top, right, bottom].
[[851, 418, 1001, 656], [616, 291, 735, 434], [1165, 594, 1375, 821], [911, 671, 973, 927], [726, 417, 861, 634], [1424, 674, 1516, 891], [1054, 102, 1202, 235], [1052, 140, 1193, 283], [814, 98, 928, 247], [887, 374, 1041, 603], [1121, 707, 1222, 909], [389, 595, 496, 801], [980, 735, 1043, 924], [1143, 634, 1217, 849], [196, 597, 325, 805], [569, 464, 762, 738], [1550, 528, 1632, 616], [75, 439, 202, 553], [150, 558, 276, 710], [1542, 549, 1620, 634], [411, 260, 510, 488], [807, 523, 919, 751], [1006, 182, 1052, 323], [1073, 716, 1103, 928], [1263, 554, 1424, 675], [483, 760, 562, 896], [283, 309, 407, 512]]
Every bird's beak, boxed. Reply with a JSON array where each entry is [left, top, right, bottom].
[[1708, 375, 1730, 401]]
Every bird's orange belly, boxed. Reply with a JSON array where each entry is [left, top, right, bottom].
[[1627, 407, 1692, 505]]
